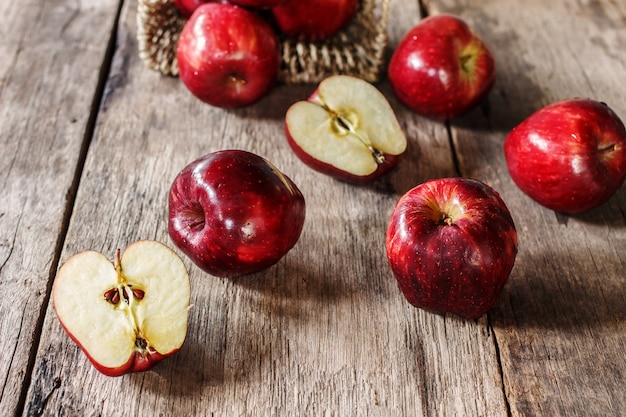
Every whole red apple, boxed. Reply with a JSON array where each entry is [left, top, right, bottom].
[[176, 3, 280, 108], [386, 178, 518, 319], [168, 150, 306, 278], [174, 0, 209, 18], [284, 75, 407, 184], [504, 99, 626, 214], [387, 14, 495, 121], [271, 0, 360, 42]]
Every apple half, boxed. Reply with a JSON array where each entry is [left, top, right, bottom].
[[52, 240, 191, 377], [285, 75, 407, 184]]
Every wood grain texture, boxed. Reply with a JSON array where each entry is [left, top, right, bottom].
[[0, 0, 120, 416], [23, 0, 508, 416], [9, 0, 626, 416], [430, 0, 626, 415]]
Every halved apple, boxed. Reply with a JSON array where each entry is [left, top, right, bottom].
[[285, 75, 407, 184], [52, 240, 191, 377]]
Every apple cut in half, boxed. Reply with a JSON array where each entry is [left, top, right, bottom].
[[52, 240, 191, 377], [285, 75, 407, 184]]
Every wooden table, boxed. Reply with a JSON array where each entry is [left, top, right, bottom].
[[2, 0, 625, 415]]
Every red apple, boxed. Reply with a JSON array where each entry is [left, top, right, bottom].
[[168, 150, 306, 278], [52, 240, 191, 377], [387, 14, 496, 121], [176, 3, 280, 108], [229, 0, 286, 8], [504, 98, 626, 214], [271, 0, 360, 42], [174, 0, 209, 18], [386, 178, 518, 319], [284, 75, 407, 184]]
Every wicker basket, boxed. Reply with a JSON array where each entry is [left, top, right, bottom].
[[136, 0, 390, 84]]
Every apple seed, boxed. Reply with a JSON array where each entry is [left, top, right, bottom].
[[103, 288, 120, 305], [104, 286, 145, 305], [135, 337, 148, 351]]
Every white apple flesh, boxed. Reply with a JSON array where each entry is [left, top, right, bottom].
[[52, 240, 191, 377], [285, 75, 407, 184]]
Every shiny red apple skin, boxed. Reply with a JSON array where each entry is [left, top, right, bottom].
[[386, 178, 518, 319], [271, 0, 360, 42], [285, 136, 400, 185], [174, 0, 209, 18], [70, 338, 169, 377], [168, 150, 306, 278], [229, 0, 286, 8], [388, 14, 495, 121], [56, 301, 171, 377], [176, 3, 280, 108], [504, 99, 626, 214]]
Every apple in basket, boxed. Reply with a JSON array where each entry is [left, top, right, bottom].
[[173, 0, 208, 18], [230, 0, 287, 8], [176, 2, 280, 108], [271, 0, 361, 42]]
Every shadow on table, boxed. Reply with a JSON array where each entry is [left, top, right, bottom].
[[491, 246, 626, 331]]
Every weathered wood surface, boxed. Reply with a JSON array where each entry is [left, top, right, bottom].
[[0, 0, 121, 416], [428, 0, 626, 415], [0, 0, 624, 415]]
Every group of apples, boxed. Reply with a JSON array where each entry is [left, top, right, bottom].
[[51, 8, 626, 377], [175, 0, 361, 107]]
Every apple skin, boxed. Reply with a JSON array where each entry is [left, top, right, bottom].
[[286, 137, 400, 185], [229, 0, 286, 8], [66, 333, 169, 377], [168, 150, 306, 278], [176, 3, 280, 108], [504, 99, 626, 214], [174, 0, 209, 18], [387, 14, 496, 121], [386, 178, 518, 319], [271, 0, 360, 42]]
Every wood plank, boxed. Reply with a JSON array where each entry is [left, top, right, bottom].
[[0, 0, 121, 416], [23, 0, 510, 415], [428, 0, 626, 415]]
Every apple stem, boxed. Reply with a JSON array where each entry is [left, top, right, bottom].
[[114, 248, 122, 273], [598, 142, 616, 155], [460, 53, 473, 73]]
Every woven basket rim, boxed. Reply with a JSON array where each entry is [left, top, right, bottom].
[[137, 0, 390, 84]]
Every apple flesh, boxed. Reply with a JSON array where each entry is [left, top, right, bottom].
[[271, 0, 360, 42], [504, 98, 626, 214], [284, 75, 407, 184], [168, 150, 306, 278], [388, 14, 496, 121], [52, 240, 191, 377], [386, 178, 518, 319], [176, 3, 280, 108]]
